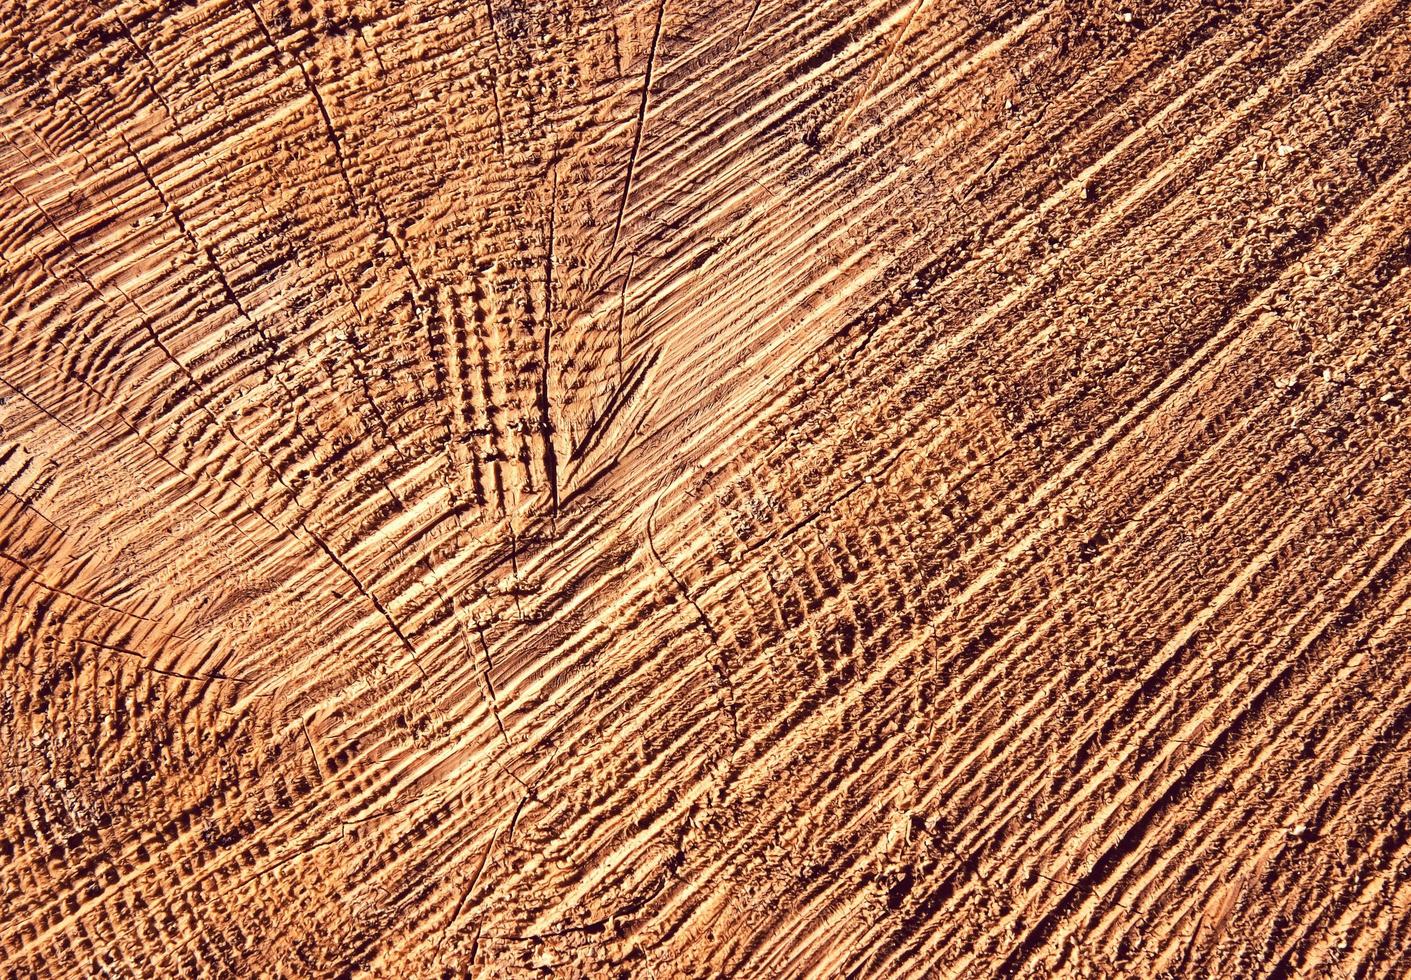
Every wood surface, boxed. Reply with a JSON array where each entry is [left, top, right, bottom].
[[3, 0, 1411, 975]]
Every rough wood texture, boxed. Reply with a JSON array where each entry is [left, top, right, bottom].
[[3, 0, 1411, 975]]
